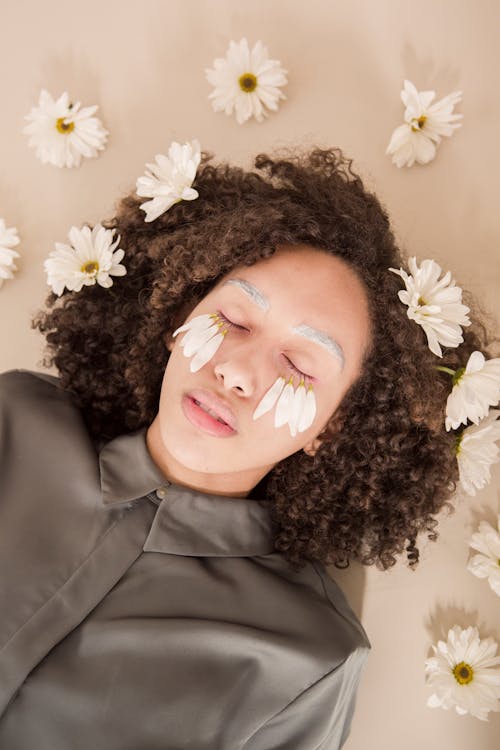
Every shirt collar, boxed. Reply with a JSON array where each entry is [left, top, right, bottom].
[[99, 428, 275, 557]]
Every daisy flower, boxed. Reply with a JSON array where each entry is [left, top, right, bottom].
[[467, 514, 500, 596], [44, 224, 126, 296], [389, 257, 470, 357], [456, 410, 500, 496], [136, 140, 201, 222], [425, 625, 500, 721], [23, 89, 108, 168], [0, 219, 20, 288], [444, 351, 500, 431], [386, 80, 463, 168], [205, 38, 287, 124]]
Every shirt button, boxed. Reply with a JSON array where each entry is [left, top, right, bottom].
[[156, 487, 168, 500]]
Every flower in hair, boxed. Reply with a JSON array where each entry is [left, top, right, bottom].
[[253, 376, 317, 437], [386, 80, 462, 168], [44, 224, 126, 296], [205, 38, 287, 124], [467, 514, 500, 596], [424, 625, 500, 720], [136, 140, 201, 222], [23, 90, 108, 168], [456, 410, 500, 496], [0, 219, 20, 289], [444, 351, 500, 431], [389, 257, 470, 357]]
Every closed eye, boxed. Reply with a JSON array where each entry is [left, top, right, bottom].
[[217, 310, 312, 381]]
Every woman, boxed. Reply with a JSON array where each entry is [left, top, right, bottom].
[[0, 148, 490, 748]]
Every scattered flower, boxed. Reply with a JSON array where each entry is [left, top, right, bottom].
[[386, 79, 463, 167], [456, 410, 500, 496], [136, 140, 201, 222], [389, 257, 470, 356], [445, 351, 500, 431], [23, 89, 108, 168], [0, 219, 20, 288], [425, 625, 500, 721], [44, 224, 126, 296], [205, 38, 287, 124], [467, 514, 500, 596]]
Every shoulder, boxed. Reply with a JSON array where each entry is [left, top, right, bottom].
[[0, 368, 76, 425]]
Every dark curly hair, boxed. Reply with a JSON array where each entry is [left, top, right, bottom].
[[32, 147, 493, 573]]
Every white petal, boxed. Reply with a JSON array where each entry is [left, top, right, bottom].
[[253, 376, 286, 420], [274, 380, 295, 428], [297, 386, 317, 432], [190, 332, 224, 372]]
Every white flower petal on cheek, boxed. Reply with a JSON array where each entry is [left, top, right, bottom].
[[172, 313, 216, 339], [297, 386, 317, 433], [253, 376, 286, 420], [182, 322, 221, 358], [190, 331, 225, 372], [289, 380, 307, 437], [274, 378, 295, 428]]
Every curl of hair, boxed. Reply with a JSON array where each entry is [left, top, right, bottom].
[[32, 147, 494, 573]]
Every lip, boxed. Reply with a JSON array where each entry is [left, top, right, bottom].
[[183, 389, 238, 435]]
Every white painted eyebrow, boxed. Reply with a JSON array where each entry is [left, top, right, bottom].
[[223, 278, 269, 311], [223, 278, 345, 369], [291, 324, 345, 370]]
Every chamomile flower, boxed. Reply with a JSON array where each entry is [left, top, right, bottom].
[[205, 38, 287, 124], [389, 257, 470, 357], [445, 352, 500, 431], [467, 514, 500, 596], [386, 80, 463, 168], [456, 410, 500, 496], [23, 90, 108, 168], [425, 625, 500, 721], [136, 140, 201, 222], [44, 224, 126, 296], [0, 219, 20, 288]]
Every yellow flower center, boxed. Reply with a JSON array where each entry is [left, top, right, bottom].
[[417, 296, 427, 306], [56, 117, 75, 135], [81, 261, 99, 275], [453, 661, 474, 685], [239, 73, 258, 93], [411, 115, 427, 132]]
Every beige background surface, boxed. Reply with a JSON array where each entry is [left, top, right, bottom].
[[1, 1, 499, 748]]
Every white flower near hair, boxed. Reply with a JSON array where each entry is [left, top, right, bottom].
[[467, 514, 500, 596], [0, 219, 20, 289], [386, 80, 463, 168], [389, 257, 470, 357], [136, 140, 201, 222], [23, 90, 108, 168], [44, 224, 126, 296], [456, 410, 500, 496], [253, 376, 317, 437], [444, 351, 500, 431], [425, 625, 500, 721], [205, 38, 287, 124]]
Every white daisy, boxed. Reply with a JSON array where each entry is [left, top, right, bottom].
[[205, 38, 287, 124], [386, 80, 463, 168], [425, 625, 500, 721], [445, 351, 500, 431], [23, 90, 108, 169], [0, 218, 20, 288], [389, 257, 470, 357], [457, 410, 500, 496], [136, 140, 201, 222], [44, 224, 126, 296], [467, 514, 500, 597]]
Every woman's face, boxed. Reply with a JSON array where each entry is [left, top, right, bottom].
[[147, 245, 371, 496]]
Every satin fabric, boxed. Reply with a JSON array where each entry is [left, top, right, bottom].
[[0, 370, 370, 749]]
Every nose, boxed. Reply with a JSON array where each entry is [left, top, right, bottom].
[[213, 358, 255, 396]]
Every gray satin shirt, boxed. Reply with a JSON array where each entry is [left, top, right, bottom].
[[0, 369, 370, 749]]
